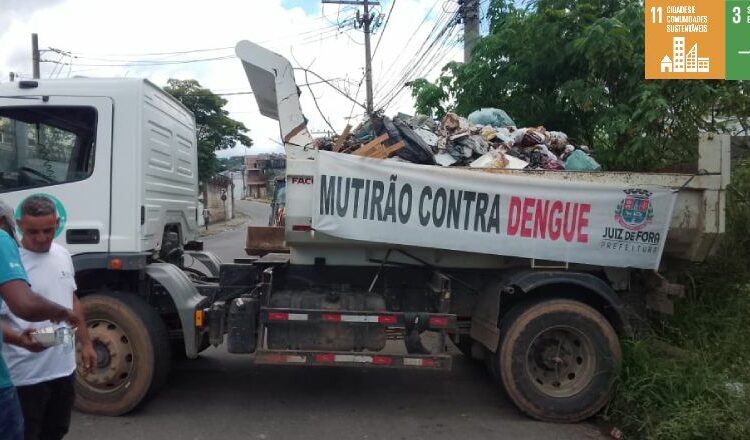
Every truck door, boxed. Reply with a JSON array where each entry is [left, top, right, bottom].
[[0, 96, 113, 255]]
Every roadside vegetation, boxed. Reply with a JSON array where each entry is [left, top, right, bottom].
[[604, 160, 750, 439], [410, 1, 750, 436]]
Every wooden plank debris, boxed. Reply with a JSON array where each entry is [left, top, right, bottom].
[[369, 141, 405, 159], [333, 124, 351, 153], [352, 134, 389, 157]]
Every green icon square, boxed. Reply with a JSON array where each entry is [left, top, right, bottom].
[[727, 1, 750, 79]]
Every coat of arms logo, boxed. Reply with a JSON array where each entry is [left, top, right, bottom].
[[614, 189, 654, 231]]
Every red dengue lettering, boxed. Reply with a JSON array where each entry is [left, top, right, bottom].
[[507, 196, 591, 243]]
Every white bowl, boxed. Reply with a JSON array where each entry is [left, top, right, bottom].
[[30, 327, 59, 347]]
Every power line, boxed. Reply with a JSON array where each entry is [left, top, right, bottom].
[[65, 46, 235, 58], [47, 53, 65, 79], [371, 0, 396, 61], [379, 27, 460, 110], [373, 0, 443, 97], [284, 25, 352, 47], [215, 78, 352, 96], [383, 10, 458, 93], [52, 26, 356, 72], [322, 0, 382, 114], [374, 1, 450, 99], [376, 13, 460, 110], [322, 4, 358, 28], [303, 69, 337, 133], [61, 14, 344, 58], [393, 37, 460, 110], [41, 55, 237, 67], [375, 6, 455, 105], [294, 67, 367, 111], [51, 22, 344, 61], [347, 76, 365, 121]]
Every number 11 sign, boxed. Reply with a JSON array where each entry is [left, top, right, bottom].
[[645, 0, 726, 79]]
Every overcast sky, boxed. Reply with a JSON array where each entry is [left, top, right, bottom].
[[0, 0, 466, 157]]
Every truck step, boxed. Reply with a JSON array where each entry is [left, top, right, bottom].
[[254, 349, 452, 371], [261, 307, 456, 330], [252, 253, 291, 264]]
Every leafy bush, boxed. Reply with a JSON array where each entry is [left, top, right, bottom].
[[606, 161, 750, 439], [411, 0, 750, 171]]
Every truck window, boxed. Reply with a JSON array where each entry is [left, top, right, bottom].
[[0, 106, 97, 192]]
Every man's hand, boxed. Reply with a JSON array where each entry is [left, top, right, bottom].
[[64, 309, 81, 328], [72, 295, 95, 373], [50, 308, 80, 327], [78, 342, 97, 373], [17, 328, 47, 353]]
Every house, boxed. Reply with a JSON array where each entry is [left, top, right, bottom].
[[661, 55, 673, 73], [244, 153, 286, 198]]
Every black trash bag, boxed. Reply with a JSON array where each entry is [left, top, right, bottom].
[[455, 135, 489, 156], [447, 141, 467, 161], [507, 146, 530, 162], [391, 118, 436, 165], [527, 150, 546, 169], [378, 116, 404, 145]]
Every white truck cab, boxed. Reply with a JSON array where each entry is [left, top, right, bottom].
[[0, 78, 216, 416], [0, 78, 199, 256]]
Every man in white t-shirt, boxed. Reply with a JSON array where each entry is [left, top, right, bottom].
[[1, 196, 96, 440]]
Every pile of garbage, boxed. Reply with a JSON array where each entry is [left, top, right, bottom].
[[315, 108, 602, 172]]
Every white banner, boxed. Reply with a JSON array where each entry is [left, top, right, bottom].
[[312, 151, 678, 270]]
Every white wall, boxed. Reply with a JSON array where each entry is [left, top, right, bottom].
[[232, 171, 245, 200]]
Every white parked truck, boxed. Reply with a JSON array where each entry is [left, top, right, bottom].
[[0, 78, 216, 415], [0, 41, 729, 422]]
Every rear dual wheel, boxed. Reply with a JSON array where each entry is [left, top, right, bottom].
[[496, 299, 621, 423]]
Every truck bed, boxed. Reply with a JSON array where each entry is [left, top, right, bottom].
[[463, 140, 728, 262], [236, 40, 728, 269]]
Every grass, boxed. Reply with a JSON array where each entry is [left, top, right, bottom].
[[249, 196, 273, 204], [605, 264, 750, 439], [604, 161, 750, 439]]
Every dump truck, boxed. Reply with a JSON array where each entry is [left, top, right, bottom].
[[0, 40, 729, 422]]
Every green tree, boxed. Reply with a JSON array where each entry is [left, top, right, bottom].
[[164, 79, 252, 181], [217, 156, 245, 172], [411, 0, 750, 171]]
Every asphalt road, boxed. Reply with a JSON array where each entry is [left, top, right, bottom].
[[235, 198, 272, 225], [198, 199, 272, 263], [68, 200, 605, 440]]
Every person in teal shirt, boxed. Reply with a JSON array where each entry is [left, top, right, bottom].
[[0, 202, 78, 440]]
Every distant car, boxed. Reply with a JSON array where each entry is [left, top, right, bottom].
[[269, 177, 286, 227]]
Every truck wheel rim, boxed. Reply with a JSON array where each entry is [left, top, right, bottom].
[[77, 319, 135, 393], [524, 326, 596, 398]]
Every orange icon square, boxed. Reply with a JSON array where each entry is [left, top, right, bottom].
[[645, 0, 725, 79]]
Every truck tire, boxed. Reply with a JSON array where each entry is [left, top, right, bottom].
[[496, 299, 621, 423], [74, 292, 171, 416]]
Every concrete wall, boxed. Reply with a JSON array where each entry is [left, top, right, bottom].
[[232, 172, 244, 200], [203, 180, 234, 224]]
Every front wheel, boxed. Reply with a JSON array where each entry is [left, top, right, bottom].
[[74, 292, 171, 416], [497, 299, 621, 423]]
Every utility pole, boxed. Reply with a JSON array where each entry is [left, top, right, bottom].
[[460, 0, 480, 63], [361, 0, 375, 115], [31, 33, 40, 79], [321, 0, 380, 115]]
